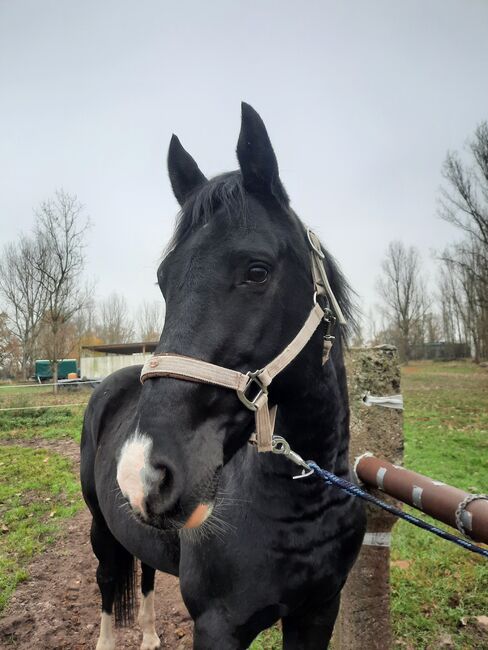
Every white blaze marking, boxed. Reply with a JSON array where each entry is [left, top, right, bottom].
[[138, 590, 161, 650], [96, 612, 115, 650], [117, 431, 152, 516]]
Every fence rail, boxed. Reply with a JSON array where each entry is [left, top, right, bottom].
[[0, 403, 87, 413], [0, 380, 101, 390], [355, 454, 488, 545]]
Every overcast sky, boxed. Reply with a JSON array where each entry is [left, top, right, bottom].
[[1, 0, 488, 330]]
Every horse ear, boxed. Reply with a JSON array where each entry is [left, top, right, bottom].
[[236, 103, 287, 204], [167, 135, 207, 206]]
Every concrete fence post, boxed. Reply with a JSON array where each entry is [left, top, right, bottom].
[[333, 345, 404, 649]]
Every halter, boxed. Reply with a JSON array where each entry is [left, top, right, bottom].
[[140, 229, 346, 452]]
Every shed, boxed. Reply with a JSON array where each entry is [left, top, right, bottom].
[[80, 341, 158, 379]]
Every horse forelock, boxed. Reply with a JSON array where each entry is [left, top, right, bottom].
[[163, 172, 248, 258]]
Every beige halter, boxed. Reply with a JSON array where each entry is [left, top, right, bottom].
[[140, 229, 346, 452]]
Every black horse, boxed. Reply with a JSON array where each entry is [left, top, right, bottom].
[[81, 103, 365, 650]]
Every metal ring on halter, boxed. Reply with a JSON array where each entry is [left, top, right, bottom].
[[236, 370, 267, 411], [271, 436, 314, 479]]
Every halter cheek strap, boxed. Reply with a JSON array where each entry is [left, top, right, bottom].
[[140, 230, 344, 453]]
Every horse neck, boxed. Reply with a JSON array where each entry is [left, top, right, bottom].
[[274, 345, 350, 476]]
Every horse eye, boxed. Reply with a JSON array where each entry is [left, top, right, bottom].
[[246, 266, 269, 283]]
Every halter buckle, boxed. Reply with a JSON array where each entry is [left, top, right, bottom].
[[237, 370, 268, 411], [323, 307, 336, 340]]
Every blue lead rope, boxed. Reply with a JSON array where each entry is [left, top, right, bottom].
[[307, 461, 488, 560]]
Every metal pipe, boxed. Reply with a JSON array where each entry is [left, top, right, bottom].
[[355, 454, 488, 545]]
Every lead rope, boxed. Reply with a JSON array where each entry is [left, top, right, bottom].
[[271, 441, 488, 559]]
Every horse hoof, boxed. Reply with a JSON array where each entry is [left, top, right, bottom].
[[141, 632, 161, 650]]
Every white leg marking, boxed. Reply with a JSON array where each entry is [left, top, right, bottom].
[[96, 612, 115, 650], [138, 590, 161, 650], [117, 431, 152, 516]]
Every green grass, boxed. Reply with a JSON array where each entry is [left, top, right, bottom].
[[390, 361, 488, 649], [0, 385, 90, 444], [0, 406, 85, 443], [0, 445, 83, 611], [0, 384, 54, 395], [0, 385, 87, 612], [250, 625, 282, 649]]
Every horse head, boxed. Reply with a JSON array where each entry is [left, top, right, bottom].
[[116, 103, 347, 531]]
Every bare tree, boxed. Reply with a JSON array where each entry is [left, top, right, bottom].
[[98, 293, 134, 344], [363, 306, 390, 347], [0, 314, 8, 369], [438, 270, 463, 344], [71, 297, 99, 344], [438, 123, 488, 361], [440, 123, 488, 251], [34, 190, 90, 390], [0, 313, 22, 379], [439, 244, 486, 361], [138, 300, 164, 342], [376, 241, 429, 361], [0, 235, 48, 378]]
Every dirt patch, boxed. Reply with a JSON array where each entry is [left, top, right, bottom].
[[0, 437, 194, 649], [0, 508, 193, 649]]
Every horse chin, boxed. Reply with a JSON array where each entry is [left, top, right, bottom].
[[134, 502, 215, 532], [134, 508, 181, 532]]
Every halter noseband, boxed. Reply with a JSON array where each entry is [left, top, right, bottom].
[[140, 229, 346, 452]]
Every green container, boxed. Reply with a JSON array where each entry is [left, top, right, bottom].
[[35, 359, 78, 381]]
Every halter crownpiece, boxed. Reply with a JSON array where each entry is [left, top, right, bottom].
[[140, 229, 345, 452]]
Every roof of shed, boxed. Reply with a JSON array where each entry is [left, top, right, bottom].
[[81, 341, 158, 355]]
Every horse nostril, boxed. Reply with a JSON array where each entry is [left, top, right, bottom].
[[144, 461, 178, 517], [154, 464, 167, 485], [157, 465, 173, 495]]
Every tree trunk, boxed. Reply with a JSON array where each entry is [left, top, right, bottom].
[[52, 325, 59, 394], [53, 360, 58, 394], [21, 347, 28, 381]]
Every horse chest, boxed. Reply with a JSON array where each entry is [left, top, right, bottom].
[[260, 501, 350, 574], [180, 497, 353, 627]]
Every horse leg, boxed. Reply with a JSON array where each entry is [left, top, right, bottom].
[[281, 592, 341, 650], [138, 562, 161, 650], [90, 517, 136, 650]]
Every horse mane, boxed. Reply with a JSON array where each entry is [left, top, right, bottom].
[[165, 172, 248, 255], [164, 171, 358, 342]]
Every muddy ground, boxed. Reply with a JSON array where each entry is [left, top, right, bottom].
[[0, 439, 194, 650]]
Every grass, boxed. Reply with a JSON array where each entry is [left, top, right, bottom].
[[0, 445, 83, 610], [0, 384, 88, 611], [391, 361, 488, 649], [250, 625, 282, 649], [0, 406, 85, 443], [0, 384, 90, 444]]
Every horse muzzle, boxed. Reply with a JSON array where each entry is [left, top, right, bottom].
[[116, 433, 180, 525], [116, 431, 221, 530]]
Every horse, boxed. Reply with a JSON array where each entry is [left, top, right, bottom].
[[80, 103, 366, 650]]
